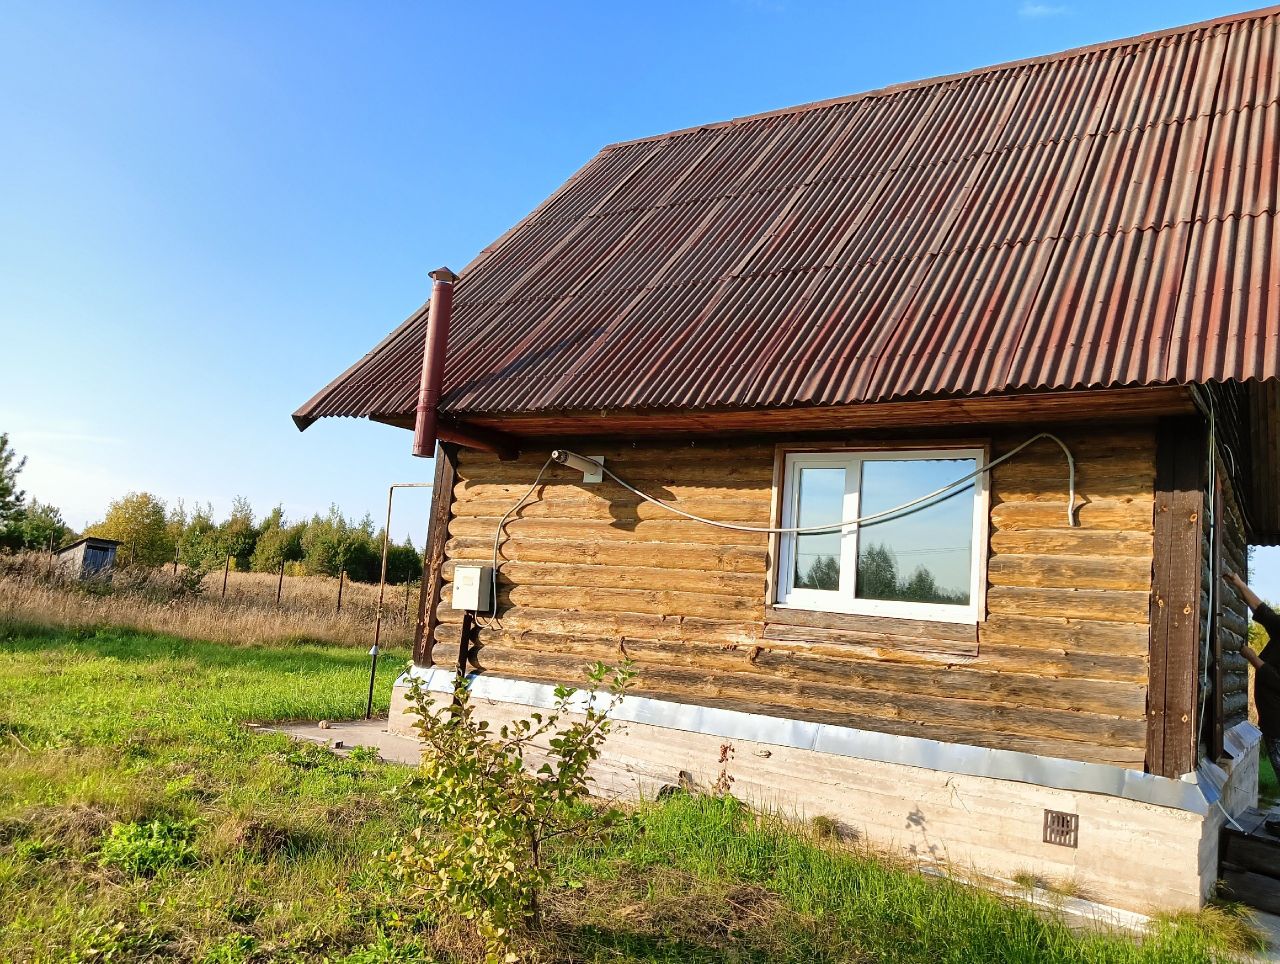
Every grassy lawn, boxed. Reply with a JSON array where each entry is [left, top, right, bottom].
[[0, 620, 1265, 963]]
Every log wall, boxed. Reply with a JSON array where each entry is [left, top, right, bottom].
[[1212, 452, 1252, 732], [433, 426, 1158, 768]]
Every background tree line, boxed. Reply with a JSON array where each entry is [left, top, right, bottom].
[[0, 433, 421, 585]]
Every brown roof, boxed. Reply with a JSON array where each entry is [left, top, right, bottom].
[[295, 5, 1280, 428]]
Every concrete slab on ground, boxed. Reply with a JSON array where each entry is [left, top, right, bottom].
[[1252, 912, 1280, 963], [260, 718, 421, 765]]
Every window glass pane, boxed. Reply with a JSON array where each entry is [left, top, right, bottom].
[[855, 458, 975, 606], [793, 467, 845, 591]]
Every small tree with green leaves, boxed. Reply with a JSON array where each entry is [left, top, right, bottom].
[[87, 492, 173, 567], [390, 661, 635, 962]]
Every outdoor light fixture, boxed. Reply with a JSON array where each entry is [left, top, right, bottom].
[[551, 449, 604, 483]]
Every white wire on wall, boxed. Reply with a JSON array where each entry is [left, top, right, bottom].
[[483, 432, 1079, 619]]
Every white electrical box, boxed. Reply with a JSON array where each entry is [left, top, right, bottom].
[[582, 455, 604, 484], [451, 564, 492, 611]]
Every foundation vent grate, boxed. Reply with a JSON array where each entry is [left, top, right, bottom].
[[1043, 810, 1079, 848]]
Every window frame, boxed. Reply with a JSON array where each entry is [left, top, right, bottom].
[[771, 444, 990, 625]]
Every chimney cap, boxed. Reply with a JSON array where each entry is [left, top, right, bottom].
[[429, 266, 460, 284]]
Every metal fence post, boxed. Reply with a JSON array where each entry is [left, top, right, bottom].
[[337, 567, 345, 614], [221, 554, 231, 598], [276, 558, 285, 606]]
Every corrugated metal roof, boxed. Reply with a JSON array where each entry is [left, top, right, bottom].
[[296, 5, 1280, 427]]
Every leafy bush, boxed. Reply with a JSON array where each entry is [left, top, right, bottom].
[[97, 818, 198, 876], [390, 661, 634, 962]]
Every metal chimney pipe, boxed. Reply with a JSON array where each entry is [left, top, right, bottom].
[[412, 267, 460, 458]]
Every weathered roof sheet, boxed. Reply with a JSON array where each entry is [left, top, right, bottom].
[[296, 5, 1280, 427]]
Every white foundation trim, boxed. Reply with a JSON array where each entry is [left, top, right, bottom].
[[399, 667, 1263, 816]]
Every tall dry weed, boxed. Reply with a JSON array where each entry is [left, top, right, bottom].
[[0, 552, 413, 648]]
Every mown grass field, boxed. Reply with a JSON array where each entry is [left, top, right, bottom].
[[0, 619, 1266, 963]]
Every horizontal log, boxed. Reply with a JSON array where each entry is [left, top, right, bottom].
[[443, 558, 766, 598], [453, 629, 1146, 716], [990, 468, 1154, 503], [986, 586, 1150, 624], [448, 515, 766, 547], [1224, 690, 1250, 717], [991, 451, 1155, 482], [979, 613, 1149, 656], [503, 585, 766, 620], [766, 605, 974, 642], [986, 553, 1151, 591], [990, 431, 1155, 459], [988, 528, 1152, 558], [446, 535, 769, 574], [434, 602, 766, 647], [458, 442, 778, 471], [762, 623, 976, 659], [455, 479, 773, 504], [451, 495, 771, 525], [457, 461, 777, 487], [974, 643, 1147, 684], [465, 647, 1147, 749], [989, 499, 1153, 532]]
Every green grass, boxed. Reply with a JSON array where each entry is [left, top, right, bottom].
[[0, 620, 1266, 963], [1261, 752, 1279, 804]]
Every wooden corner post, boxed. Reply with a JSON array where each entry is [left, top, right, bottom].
[[413, 442, 460, 667], [1147, 416, 1206, 778]]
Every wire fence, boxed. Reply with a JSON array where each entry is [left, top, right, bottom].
[[0, 550, 420, 651]]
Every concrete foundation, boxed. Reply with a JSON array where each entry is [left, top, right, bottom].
[[389, 670, 1261, 915]]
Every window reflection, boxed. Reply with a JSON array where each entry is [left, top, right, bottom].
[[793, 467, 844, 590], [855, 459, 975, 606]]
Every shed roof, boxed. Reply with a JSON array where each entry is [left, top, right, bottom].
[[55, 537, 121, 555], [296, 5, 1280, 427]]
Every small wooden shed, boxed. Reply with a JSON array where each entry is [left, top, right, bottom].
[[297, 7, 1280, 912], [55, 537, 121, 580]]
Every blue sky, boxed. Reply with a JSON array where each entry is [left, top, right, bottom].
[[3, 0, 1278, 592]]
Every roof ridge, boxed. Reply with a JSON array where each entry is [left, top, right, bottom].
[[601, 3, 1280, 151]]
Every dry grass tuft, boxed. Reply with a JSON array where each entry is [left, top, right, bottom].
[[207, 812, 313, 860], [19, 802, 116, 851], [0, 552, 414, 649]]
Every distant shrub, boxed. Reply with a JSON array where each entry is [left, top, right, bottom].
[[97, 818, 198, 876]]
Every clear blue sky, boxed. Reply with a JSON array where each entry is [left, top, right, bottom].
[[3, 0, 1278, 592]]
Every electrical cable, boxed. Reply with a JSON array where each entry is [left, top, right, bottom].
[[483, 454, 556, 622], [482, 433, 1078, 620], [560, 431, 1077, 534]]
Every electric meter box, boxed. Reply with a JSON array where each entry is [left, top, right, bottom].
[[451, 564, 492, 611]]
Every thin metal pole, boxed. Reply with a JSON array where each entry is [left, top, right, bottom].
[[172, 543, 180, 577], [276, 558, 285, 606], [365, 646, 379, 720], [337, 567, 345, 614], [367, 481, 434, 719], [404, 580, 410, 620], [221, 554, 231, 598]]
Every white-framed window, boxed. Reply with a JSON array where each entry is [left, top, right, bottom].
[[775, 447, 988, 624]]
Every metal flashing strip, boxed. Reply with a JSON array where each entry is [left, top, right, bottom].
[[399, 668, 1260, 816]]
